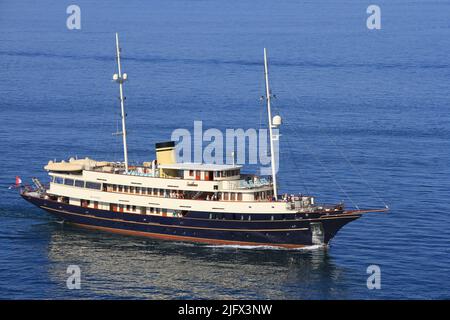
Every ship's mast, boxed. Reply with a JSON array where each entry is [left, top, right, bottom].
[[113, 33, 129, 173], [263, 48, 278, 200]]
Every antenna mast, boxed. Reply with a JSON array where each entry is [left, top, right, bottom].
[[263, 48, 278, 200], [113, 33, 129, 173]]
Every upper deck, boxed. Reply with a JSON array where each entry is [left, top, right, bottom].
[[45, 157, 274, 200]]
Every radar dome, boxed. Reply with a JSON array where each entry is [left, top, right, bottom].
[[273, 115, 282, 127]]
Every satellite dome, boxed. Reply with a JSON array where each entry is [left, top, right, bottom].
[[273, 115, 282, 127]]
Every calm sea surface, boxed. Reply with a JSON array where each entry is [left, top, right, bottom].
[[0, 0, 449, 299]]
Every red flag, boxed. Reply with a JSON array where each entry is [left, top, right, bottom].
[[15, 176, 22, 186]]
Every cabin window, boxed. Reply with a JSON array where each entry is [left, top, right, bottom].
[[126, 205, 131, 211], [150, 207, 154, 213], [237, 193, 242, 201], [64, 179, 74, 186], [223, 193, 229, 201], [230, 193, 236, 201], [132, 205, 136, 211], [113, 185, 117, 192], [74, 180, 84, 188], [124, 186, 129, 193], [86, 182, 101, 190], [189, 170, 194, 177], [141, 188, 146, 195], [54, 177, 64, 184]]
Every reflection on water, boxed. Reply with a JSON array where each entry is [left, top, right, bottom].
[[46, 223, 350, 299]]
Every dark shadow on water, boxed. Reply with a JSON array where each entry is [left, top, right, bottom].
[[43, 222, 353, 299]]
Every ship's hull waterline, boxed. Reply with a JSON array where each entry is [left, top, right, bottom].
[[22, 193, 361, 248]]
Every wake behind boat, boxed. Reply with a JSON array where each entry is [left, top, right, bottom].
[[20, 34, 387, 249]]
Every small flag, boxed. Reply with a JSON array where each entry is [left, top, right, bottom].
[[8, 176, 22, 189]]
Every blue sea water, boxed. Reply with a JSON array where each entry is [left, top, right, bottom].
[[0, 0, 449, 299]]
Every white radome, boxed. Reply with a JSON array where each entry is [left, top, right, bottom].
[[273, 115, 282, 127], [113, 73, 119, 81]]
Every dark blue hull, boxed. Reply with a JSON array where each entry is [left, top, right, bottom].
[[21, 193, 361, 248]]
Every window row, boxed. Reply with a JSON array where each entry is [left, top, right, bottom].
[[52, 176, 268, 201], [53, 177, 101, 190]]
